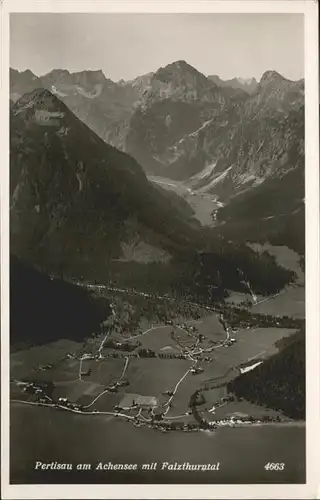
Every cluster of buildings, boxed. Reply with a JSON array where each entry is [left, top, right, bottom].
[[158, 352, 186, 359], [57, 398, 83, 412], [224, 337, 237, 347], [104, 339, 140, 352], [106, 379, 130, 393], [102, 351, 139, 359], [17, 380, 45, 396], [190, 366, 204, 375], [36, 364, 53, 371], [153, 421, 199, 432]]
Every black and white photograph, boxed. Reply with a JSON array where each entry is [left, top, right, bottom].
[[1, 1, 319, 497]]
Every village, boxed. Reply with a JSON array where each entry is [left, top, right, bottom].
[[10, 287, 297, 434]]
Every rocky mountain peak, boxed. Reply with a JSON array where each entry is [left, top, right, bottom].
[[260, 70, 286, 86], [208, 74, 224, 85], [41, 68, 110, 89], [12, 88, 68, 122], [170, 59, 192, 70], [72, 69, 108, 84], [24, 69, 37, 78], [10, 89, 202, 272], [208, 74, 258, 95], [10, 68, 38, 81], [257, 70, 304, 103], [42, 69, 70, 80], [154, 60, 211, 85], [15, 87, 60, 105]]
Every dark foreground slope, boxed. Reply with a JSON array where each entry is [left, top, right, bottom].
[[227, 330, 305, 419], [10, 255, 110, 348], [10, 88, 200, 276], [10, 89, 295, 299]]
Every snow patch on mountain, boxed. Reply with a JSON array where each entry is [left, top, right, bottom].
[[189, 119, 213, 138], [76, 84, 103, 99], [35, 109, 65, 126], [200, 166, 233, 192], [51, 85, 68, 97], [190, 162, 217, 182]]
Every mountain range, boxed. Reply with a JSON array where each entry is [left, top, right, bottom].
[[10, 84, 294, 296], [11, 63, 304, 207], [10, 61, 304, 289], [208, 74, 259, 94]]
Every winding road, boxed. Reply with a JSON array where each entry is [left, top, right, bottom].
[[11, 279, 291, 432]]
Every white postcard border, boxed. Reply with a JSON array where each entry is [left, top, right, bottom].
[[1, 1, 319, 499]]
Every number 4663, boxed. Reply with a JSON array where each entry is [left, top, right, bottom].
[[264, 462, 285, 471]]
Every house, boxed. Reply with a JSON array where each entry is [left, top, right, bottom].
[[117, 380, 129, 387], [191, 367, 204, 375], [81, 368, 92, 377], [108, 385, 118, 393], [16, 381, 29, 387], [164, 390, 174, 396], [208, 421, 217, 428], [228, 412, 249, 420], [58, 397, 68, 404]]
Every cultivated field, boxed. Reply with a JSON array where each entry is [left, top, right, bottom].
[[250, 287, 305, 319], [249, 243, 304, 284], [234, 327, 296, 357], [135, 326, 177, 351], [226, 243, 305, 319], [10, 295, 300, 429], [125, 358, 190, 396], [10, 339, 84, 380]]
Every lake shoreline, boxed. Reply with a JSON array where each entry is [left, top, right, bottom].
[[10, 403, 306, 484]]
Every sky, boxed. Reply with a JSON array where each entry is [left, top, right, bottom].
[[10, 13, 304, 82]]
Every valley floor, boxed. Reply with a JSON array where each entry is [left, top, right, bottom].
[[148, 175, 219, 226], [9, 243, 305, 484]]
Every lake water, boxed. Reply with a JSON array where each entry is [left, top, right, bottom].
[[148, 175, 218, 226], [10, 403, 305, 484]]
